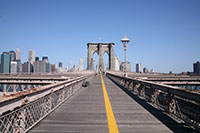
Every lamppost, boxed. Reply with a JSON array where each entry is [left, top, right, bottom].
[[121, 34, 130, 77]]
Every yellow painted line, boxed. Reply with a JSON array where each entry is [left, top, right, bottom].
[[101, 74, 119, 133]]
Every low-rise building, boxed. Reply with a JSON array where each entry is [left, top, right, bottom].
[[143, 67, 149, 73], [22, 62, 33, 73]]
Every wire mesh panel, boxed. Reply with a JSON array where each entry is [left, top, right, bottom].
[[0, 77, 87, 133]]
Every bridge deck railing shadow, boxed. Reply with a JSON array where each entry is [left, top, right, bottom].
[[106, 72, 200, 132]]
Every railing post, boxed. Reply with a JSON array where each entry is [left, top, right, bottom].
[[133, 83, 140, 93], [58, 89, 64, 103], [169, 95, 177, 115], [140, 86, 145, 98], [151, 89, 160, 104], [137, 84, 144, 96]]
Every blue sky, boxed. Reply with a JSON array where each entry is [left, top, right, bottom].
[[0, 0, 200, 73]]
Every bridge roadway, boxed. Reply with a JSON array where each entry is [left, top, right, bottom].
[[29, 75, 193, 133]]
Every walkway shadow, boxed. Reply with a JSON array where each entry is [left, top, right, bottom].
[[107, 76, 197, 133]]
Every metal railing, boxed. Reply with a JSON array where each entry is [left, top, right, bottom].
[[0, 73, 94, 133], [106, 72, 200, 131]]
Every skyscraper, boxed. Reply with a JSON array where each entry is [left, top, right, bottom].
[[16, 60, 22, 73], [58, 62, 63, 68], [46, 63, 52, 73], [34, 60, 46, 73], [136, 63, 142, 73], [10, 61, 17, 74], [35, 57, 39, 61], [193, 61, 200, 74], [8, 51, 16, 61], [42, 56, 49, 63], [1, 52, 11, 74], [58, 62, 64, 72], [16, 48, 20, 60], [28, 50, 36, 64], [16, 48, 22, 73], [22, 62, 33, 73]]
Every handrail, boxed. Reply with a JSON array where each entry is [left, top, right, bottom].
[[106, 72, 200, 131], [0, 73, 94, 133], [107, 72, 200, 102]]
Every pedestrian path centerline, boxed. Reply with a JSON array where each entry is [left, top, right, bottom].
[[100, 74, 119, 133]]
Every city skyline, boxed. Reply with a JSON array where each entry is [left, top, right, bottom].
[[0, 0, 200, 73]]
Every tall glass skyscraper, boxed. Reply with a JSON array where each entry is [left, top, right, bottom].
[[8, 51, 16, 61], [1, 52, 11, 74]]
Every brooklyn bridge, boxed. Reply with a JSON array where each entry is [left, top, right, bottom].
[[0, 43, 200, 133]]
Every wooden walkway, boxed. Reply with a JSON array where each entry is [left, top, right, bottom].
[[29, 75, 193, 133]]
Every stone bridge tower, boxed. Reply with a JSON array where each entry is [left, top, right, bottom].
[[87, 43, 115, 71]]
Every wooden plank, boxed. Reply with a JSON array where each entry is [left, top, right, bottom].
[[29, 75, 108, 133]]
